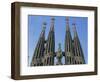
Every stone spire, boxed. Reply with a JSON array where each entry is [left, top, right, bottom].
[[30, 22, 46, 66], [43, 17, 55, 65], [65, 17, 74, 65], [72, 18, 85, 64]]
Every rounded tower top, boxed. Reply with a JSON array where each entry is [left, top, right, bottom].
[[51, 17, 55, 21], [40, 22, 46, 37], [42, 22, 46, 31]]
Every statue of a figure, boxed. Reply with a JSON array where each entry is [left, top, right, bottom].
[[56, 43, 63, 65]]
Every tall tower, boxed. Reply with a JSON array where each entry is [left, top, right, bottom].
[[56, 43, 63, 65], [65, 17, 74, 65], [43, 17, 55, 66], [72, 22, 85, 64], [30, 22, 46, 66]]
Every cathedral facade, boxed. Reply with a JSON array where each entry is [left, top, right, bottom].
[[30, 17, 85, 66]]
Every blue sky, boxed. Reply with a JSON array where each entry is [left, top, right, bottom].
[[28, 15, 88, 65]]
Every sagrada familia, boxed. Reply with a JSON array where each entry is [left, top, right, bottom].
[[30, 17, 85, 66]]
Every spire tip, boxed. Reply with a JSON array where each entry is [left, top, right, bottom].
[[66, 17, 69, 22]]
